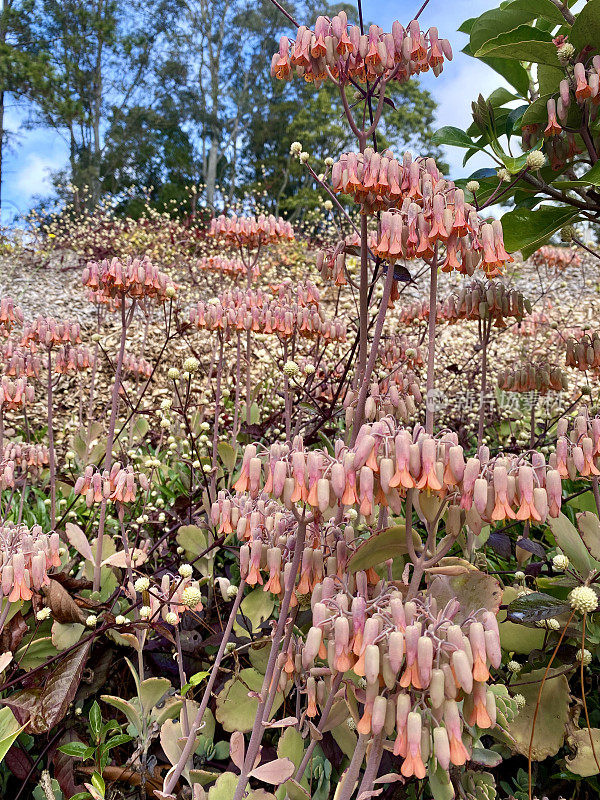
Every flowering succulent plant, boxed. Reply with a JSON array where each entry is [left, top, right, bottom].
[[3, 2, 600, 800]]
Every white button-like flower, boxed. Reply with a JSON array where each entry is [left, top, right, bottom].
[[570, 585, 598, 613], [178, 564, 193, 579], [552, 553, 569, 571]]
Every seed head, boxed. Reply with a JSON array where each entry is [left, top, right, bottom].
[[497, 168, 511, 183], [465, 180, 480, 193], [283, 360, 299, 377], [290, 141, 302, 156], [576, 648, 593, 665], [178, 564, 193, 578], [513, 693, 526, 709], [557, 42, 575, 62], [85, 615, 98, 627], [181, 586, 202, 608], [226, 584, 239, 599], [552, 553, 569, 571], [36, 608, 51, 621], [167, 368, 180, 380], [139, 606, 151, 619], [134, 577, 150, 592], [183, 357, 200, 373], [526, 150, 546, 170], [507, 660, 521, 673], [115, 615, 128, 625], [570, 585, 598, 613], [165, 611, 179, 626]]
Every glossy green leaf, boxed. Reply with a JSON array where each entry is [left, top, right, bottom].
[[348, 525, 416, 572], [570, 0, 600, 54], [548, 512, 600, 577], [431, 126, 482, 150], [233, 588, 274, 637], [554, 160, 600, 189], [475, 26, 561, 67], [501, 204, 579, 259], [0, 707, 26, 763], [506, 591, 570, 623]]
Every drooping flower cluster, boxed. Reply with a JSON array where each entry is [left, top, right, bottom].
[[0, 298, 23, 336], [300, 587, 501, 777], [227, 421, 565, 527], [2, 341, 42, 379], [123, 353, 152, 379], [343, 374, 422, 425], [74, 463, 150, 507], [82, 256, 176, 303], [554, 412, 600, 479], [190, 284, 347, 343], [379, 335, 425, 371], [0, 525, 61, 602], [497, 363, 567, 395], [545, 55, 600, 140], [207, 214, 294, 248], [2, 442, 49, 471], [21, 316, 82, 351], [196, 255, 259, 281], [331, 149, 512, 275], [271, 14, 452, 86], [566, 332, 600, 371], [53, 345, 92, 375], [0, 377, 34, 410], [532, 245, 581, 270], [442, 281, 531, 328]]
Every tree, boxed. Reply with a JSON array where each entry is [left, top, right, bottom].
[[26, 0, 170, 206], [0, 0, 50, 217]]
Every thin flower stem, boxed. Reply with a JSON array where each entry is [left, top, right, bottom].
[[210, 334, 225, 500], [93, 294, 132, 592], [425, 245, 439, 435], [163, 581, 247, 795], [356, 731, 384, 800], [335, 734, 369, 800], [528, 608, 575, 800], [232, 517, 307, 800], [352, 262, 395, 442], [46, 349, 56, 530]]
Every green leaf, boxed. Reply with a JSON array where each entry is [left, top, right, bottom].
[[471, 7, 541, 55], [139, 677, 171, 712], [500, 204, 579, 259], [181, 670, 210, 695], [217, 441, 237, 472], [499, 587, 547, 653], [58, 742, 90, 759], [507, 667, 570, 760], [578, 511, 600, 560], [428, 763, 455, 800], [176, 524, 208, 559], [487, 87, 518, 107], [475, 26, 561, 67], [89, 701, 102, 742], [0, 707, 26, 763], [504, 0, 564, 22], [505, 105, 528, 139], [91, 771, 105, 797], [215, 668, 284, 733], [431, 126, 482, 150], [100, 696, 142, 735], [554, 160, 600, 189], [104, 733, 133, 751], [538, 64, 564, 96], [570, 0, 600, 54], [348, 525, 417, 572], [233, 588, 274, 637], [506, 591, 570, 623], [548, 512, 600, 577]]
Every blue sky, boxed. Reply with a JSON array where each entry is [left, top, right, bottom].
[[3, 0, 501, 224]]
